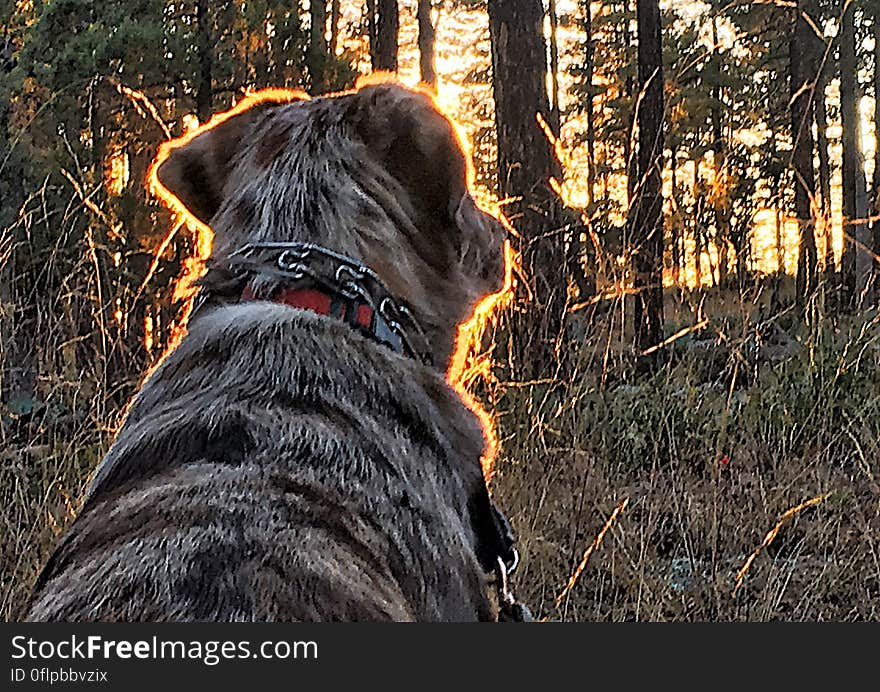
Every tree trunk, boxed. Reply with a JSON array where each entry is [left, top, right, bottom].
[[693, 163, 704, 288], [790, 0, 818, 302], [548, 0, 561, 136], [632, 0, 664, 357], [670, 143, 681, 286], [307, 0, 328, 93], [769, 129, 785, 274], [330, 0, 341, 55], [487, 0, 566, 376], [814, 58, 834, 273], [873, 1, 880, 281], [417, 0, 437, 88], [374, 0, 399, 72], [839, 0, 870, 303], [582, 0, 596, 210], [710, 15, 730, 286], [366, 0, 378, 66], [624, 12, 636, 208], [195, 0, 213, 123]]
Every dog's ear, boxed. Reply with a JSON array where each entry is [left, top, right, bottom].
[[154, 93, 297, 225], [352, 83, 470, 223], [353, 83, 505, 292]]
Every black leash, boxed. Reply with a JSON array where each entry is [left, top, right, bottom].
[[490, 501, 533, 622]]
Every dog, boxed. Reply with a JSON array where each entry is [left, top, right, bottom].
[[25, 81, 525, 621]]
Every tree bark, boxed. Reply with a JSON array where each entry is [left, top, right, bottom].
[[548, 0, 561, 136], [374, 0, 399, 72], [839, 0, 870, 302], [417, 0, 437, 88], [873, 1, 880, 279], [307, 0, 328, 93], [632, 0, 664, 357], [710, 15, 730, 285], [790, 0, 818, 301], [670, 143, 681, 286], [814, 57, 834, 273], [195, 0, 213, 122], [329, 0, 341, 55], [487, 0, 566, 376], [624, 11, 636, 208], [693, 163, 704, 288], [571, 0, 597, 300], [366, 0, 378, 66], [769, 129, 785, 274], [582, 0, 596, 210]]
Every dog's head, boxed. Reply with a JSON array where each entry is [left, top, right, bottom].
[[153, 81, 506, 370]]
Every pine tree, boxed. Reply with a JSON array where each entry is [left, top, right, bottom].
[[417, 0, 437, 88], [790, 0, 820, 301], [873, 0, 880, 274], [195, 0, 213, 121], [632, 0, 664, 356], [487, 0, 567, 375], [307, 0, 329, 93], [839, 0, 870, 302], [374, 0, 399, 71]]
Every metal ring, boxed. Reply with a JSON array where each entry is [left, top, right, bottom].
[[378, 297, 398, 321], [277, 260, 307, 280], [277, 247, 310, 270], [335, 264, 365, 284], [506, 547, 520, 575], [340, 281, 366, 300], [395, 303, 426, 337]]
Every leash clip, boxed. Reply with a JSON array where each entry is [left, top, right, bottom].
[[495, 556, 533, 623]]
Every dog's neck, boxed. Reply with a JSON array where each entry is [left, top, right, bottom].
[[195, 241, 435, 366]]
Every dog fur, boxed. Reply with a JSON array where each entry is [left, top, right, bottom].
[[25, 82, 508, 621]]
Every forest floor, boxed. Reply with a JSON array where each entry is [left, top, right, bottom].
[[2, 277, 879, 621], [492, 279, 880, 621]]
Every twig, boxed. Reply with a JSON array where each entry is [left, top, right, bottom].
[[732, 492, 831, 597], [640, 318, 710, 356], [110, 80, 173, 139], [59, 168, 124, 242], [555, 497, 629, 608]]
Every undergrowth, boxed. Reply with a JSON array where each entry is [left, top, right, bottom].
[[491, 300, 880, 621], [3, 271, 880, 621]]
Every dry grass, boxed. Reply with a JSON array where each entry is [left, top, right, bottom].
[[0, 184, 179, 621], [490, 284, 880, 621]]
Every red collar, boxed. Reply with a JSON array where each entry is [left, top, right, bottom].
[[202, 242, 433, 365], [241, 284, 405, 355], [242, 285, 373, 328]]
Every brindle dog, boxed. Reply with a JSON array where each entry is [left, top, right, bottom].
[[25, 82, 515, 621]]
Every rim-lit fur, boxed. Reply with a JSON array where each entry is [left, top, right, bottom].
[[25, 83, 507, 622], [159, 83, 505, 370]]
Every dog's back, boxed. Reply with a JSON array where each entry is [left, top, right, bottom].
[[28, 304, 497, 621], [26, 82, 510, 622]]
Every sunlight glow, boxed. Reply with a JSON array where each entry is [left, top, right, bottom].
[[105, 150, 129, 196], [449, 240, 516, 481]]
